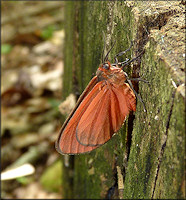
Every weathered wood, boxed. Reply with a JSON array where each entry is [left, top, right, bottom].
[[61, 1, 185, 199]]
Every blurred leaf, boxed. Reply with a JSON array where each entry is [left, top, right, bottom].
[[40, 160, 62, 193], [16, 176, 33, 185], [40, 25, 56, 40], [1, 44, 12, 54], [47, 98, 61, 110]]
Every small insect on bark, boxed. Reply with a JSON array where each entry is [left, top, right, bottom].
[[55, 39, 147, 155]]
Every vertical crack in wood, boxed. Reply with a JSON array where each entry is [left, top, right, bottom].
[[122, 49, 143, 196], [72, 3, 80, 96], [151, 90, 176, 199], [126, 113, 135, 161], [106, 169, 118, 199]]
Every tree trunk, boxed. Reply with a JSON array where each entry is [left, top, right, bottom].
[[61, 1, 185, 199]]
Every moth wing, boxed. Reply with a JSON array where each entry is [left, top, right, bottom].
[[55, 76, 105, 154], [76, 82, 136, 146]]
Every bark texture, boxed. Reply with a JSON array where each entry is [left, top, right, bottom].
[[61, 1, 185, 199]]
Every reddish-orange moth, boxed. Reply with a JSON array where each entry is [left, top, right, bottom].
[[56, 41, 146, 155]]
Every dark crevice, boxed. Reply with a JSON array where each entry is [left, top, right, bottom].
[[126, 112, 136, 161], [122, 51, 144, 195], [72, 3, 80, 97], [106, 156, 119, 199], [106, 176, 118, 199], [151, 91, 176, 199], [125, 49, 144, 160]]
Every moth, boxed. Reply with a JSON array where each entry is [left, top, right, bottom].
[[56, 40, 147, 155]]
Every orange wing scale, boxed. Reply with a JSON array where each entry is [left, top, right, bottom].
[[56, 77, 136, 154], [76, 82, 136, 147], [56, 76, 100, 154]]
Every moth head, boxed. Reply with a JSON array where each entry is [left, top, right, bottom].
[[102, 62, 110, 70], [96, 61, 112, 81], [99, 61, 112, 71]]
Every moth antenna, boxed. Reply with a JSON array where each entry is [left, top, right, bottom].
[[104, 40, 116, 63], [102, 32, 106, 64]]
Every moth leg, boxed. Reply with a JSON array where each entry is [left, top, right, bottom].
[[114, 41, 133, 65], [129, 77, 149, 84], [124, 72, 147, 112], [111, 58, 129, 67], [119, 50, 144, 69]]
